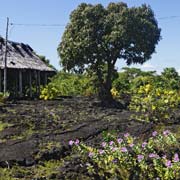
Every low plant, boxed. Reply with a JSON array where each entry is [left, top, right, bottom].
[[40, 72, 96, 100], [129, 84, 180, 122], [0, 92, 10, 103], [70, 131, 180, 179], [0, 121, 12, 132]]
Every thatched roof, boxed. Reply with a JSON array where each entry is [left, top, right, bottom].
[[0, 37, 55, 72]]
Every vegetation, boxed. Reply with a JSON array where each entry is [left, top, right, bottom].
[[58, 2, 161, 104], [40, 72, 96, 100], [129, 84, 180, 122], [71, 130, 180, 179], [1, 1, 180, 179], [0, 92, 10, 104], [38, 55, 57, 71]]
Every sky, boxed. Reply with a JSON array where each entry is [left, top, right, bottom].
[[0, 0, 180, 74]]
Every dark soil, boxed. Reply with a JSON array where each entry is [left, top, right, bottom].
[[0, 97, 179, 179]]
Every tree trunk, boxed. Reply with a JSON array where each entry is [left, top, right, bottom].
[[96, 61, 115, 106]]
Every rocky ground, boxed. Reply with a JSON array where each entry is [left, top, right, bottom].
[[0, 97, 179, 179]]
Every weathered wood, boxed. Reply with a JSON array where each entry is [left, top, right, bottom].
[[37, 71, 40, 96], [0, 69, 2, 92], [29, 70, 32, 98], [35, 70, 40, 96], [0, 37, 55, 72], [19, 70, 23, 97], [44, 72, 47, 85], [3, 18, 9, 94], [15, 70, 18, 97]]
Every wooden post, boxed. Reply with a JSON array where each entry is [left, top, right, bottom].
[[0, 69, 2, 92], [37, 71, 40, 96], [19, 70, 22, 97], [44, 72, 47, 85], [35, 70, 38, 96], [29, 70, 32, 98], [15, 70, 18, 97], [3, 17, 9, 94]]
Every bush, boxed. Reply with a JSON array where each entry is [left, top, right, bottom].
[[129, 84, 180, 122], [70, 131, 180, 180], [40, 72, 96, 100], [0, 92, 9, 103]]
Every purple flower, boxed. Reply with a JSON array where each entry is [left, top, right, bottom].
[[163, 130, 170, 136], [88, 152, 94, 157], [117, 138, 123, 144], [137, 155, 144, 162], [129, 143, 134, 148], [173, 153, 179, 162], [142, 142, 147, 148], [124, 133, 130, 138], [149, 153, 159, 159], [121, 147, 128, 152], [112, 147, 118, 152], [101, 142, 107, 147], [69, 140, 74, 146], [75, 139, 80, 145], [152, 131, 158, 137], [162, 155, 167, 159], [165, 160, 172, 168], [112, 159, 118, 163], [99, 149, 104, 154], [109, 141, 114, 146]]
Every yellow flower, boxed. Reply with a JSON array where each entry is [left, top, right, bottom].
[[111, 88, 119, 97], [164, 99, 169, 103], [152, 105, 156, 110]]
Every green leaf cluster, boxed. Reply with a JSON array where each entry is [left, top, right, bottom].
[[129, 84, 180, 122], [73, 131, 180, 179], [58, 2, 161, 102], [40, 72, 96, 100]]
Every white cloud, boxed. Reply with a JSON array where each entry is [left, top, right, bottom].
[[141, 63, 155, 69]]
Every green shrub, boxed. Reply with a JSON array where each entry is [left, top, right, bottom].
[[71, 131, 180, 180], [129, 84, 180, 122], [40, 72, 96, 100], [0, 92, 9, 103]]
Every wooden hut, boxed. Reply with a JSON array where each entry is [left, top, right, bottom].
[[0, 37, 56, 98]]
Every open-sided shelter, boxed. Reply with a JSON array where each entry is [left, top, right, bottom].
[[0, 37, 56, 97]]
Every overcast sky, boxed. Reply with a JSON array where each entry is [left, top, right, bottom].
[[0, 0, 180, 73]]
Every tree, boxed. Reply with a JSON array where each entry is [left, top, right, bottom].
[[38, 55, 57, 71], [161, 67, 179, 80], [58, 2, 161, 104], [161, 67, 180, 90]]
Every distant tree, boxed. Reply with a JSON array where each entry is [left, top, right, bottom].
[[38, 55, 57, 71], [121, 67, 156, 79], [161, 67, 180, 90], [161, 67, 179, 80], [58, 2, 161, 104]]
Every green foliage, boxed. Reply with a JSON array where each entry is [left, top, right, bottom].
[[161, 67, 179, 80], [40, 72, 96, 100], [0, 92, 10, 103], [129, 84, 180, 122], [72, 131, 180, 180], [38, 55, 57, 71], [131, 75, 155, 90], [0, 160, 63, 179], [0, 121, 12, 132], [161, 67, 180, 90], [112, 68, 156, 95], [33, 160, 63, 179], [58, 2, 161, 101]]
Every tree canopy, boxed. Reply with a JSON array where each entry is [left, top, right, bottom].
[[58, 2, 161, 104]]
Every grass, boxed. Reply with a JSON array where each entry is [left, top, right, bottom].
[[0, 159, 64, 180], [0, 121, 12, 132]]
